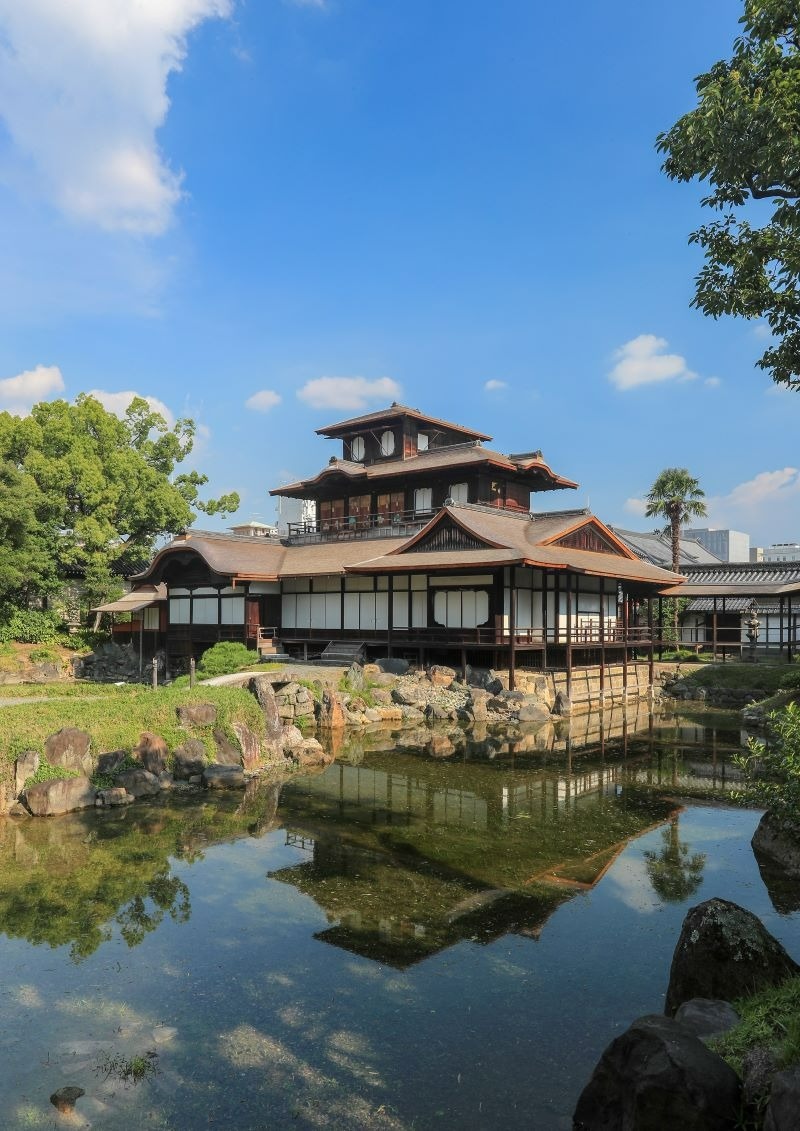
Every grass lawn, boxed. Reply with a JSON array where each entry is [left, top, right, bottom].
[[0, 683, 267, 789]]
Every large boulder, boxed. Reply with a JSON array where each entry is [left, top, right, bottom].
[[203, 763, 245, 790], [213, 727, 243, 766], [248, 676, 283, 741], [317, 688, 346, 730], [44, 728, 92, 775], [232, 723, 262, 772], [518, 699, 551, 726], [376, 657, 409, 676], [23, 776, 96, 816], [429, 665, 455, 688], [752, 811, 800, 879], [176, 702, 217, 728], [115, 768, 161, 798], [552, 691, 572, 717], [14, 750, 39, 796], [764, 1065, 800, 1131], [665, 898, 800, 1015], [172, 739, 208, 780], [345, 662, 364, 691], [287, 738, 333, 769], [674, 999, 740, 1042], [134, 732, 168, 776], [573, 1013, 741, 1131]]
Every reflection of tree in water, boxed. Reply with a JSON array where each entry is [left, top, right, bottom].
[[115, 871, 191, 948], [644, 817, 705, 903]]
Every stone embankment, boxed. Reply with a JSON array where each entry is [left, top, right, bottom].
[[2, 657, 659, 820]]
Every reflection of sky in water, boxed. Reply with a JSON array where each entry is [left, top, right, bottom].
[[1, 736, 798, 1131]]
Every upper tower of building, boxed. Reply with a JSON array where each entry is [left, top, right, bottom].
[[270, 403, 577, 536]]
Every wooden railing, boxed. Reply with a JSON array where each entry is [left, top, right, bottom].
[[286, 510, 430, 543]]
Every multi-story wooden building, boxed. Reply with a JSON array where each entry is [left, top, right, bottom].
[[134, 405, 683, 687]]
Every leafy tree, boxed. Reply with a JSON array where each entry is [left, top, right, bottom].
[[657, 1, 800, 388], [0, 395, 239, 609], [736, 701, 800, 833]]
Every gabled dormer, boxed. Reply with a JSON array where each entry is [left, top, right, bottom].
[[315, 402, 492, 464]]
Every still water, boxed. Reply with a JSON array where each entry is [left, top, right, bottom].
[[1, 705, 798, 1130]]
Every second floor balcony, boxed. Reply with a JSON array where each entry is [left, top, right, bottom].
[[286, 509, 432, 544]]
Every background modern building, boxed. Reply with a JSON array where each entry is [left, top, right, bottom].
[[683, 528, 750, 563]]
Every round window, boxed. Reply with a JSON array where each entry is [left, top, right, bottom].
[[380, 430, 395, 457], [351, 436, 365, 461]]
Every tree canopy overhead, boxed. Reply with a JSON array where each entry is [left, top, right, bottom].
[[0, 395, 239, 608], [657, 0, 800, 388]]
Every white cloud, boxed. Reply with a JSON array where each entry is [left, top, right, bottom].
[[623, 496, 648, 517], [0, 0, 232, 234], [753, 321, 773, 341], [609, 334, 698, 391], [87, 389, 175, 426], [705, 468, 800, 544], [245, 390, 282, 413], [704, 376, 722, 389], [297, 376, 401, 411], [724, 468, 799, 509], [0, 364, 65, 414], [484, 379, 508, 392]]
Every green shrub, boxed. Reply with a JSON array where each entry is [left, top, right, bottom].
[[0, 607, 63, 644], [735, 702, 800, 831], [29, 647, 61, 664], [24, 761, 81, 789], [713, 975, 800, 1075], [197, 641, 259, 678]]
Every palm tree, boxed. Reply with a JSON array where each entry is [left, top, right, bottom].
[[645, 468, 707, 641], [645, 468, 707, 574]]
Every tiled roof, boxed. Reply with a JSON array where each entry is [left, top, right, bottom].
[[611, 527, 722, 568], [315, 403, 492, 441], [685, 597, 782, 613], [352, 504, 683, 586], [271, 444, 577, 496], [135, 504, 684, 590], [661, 561, 800, 599]]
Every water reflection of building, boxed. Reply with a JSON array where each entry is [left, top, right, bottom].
[[270, 712, 744, 967], [270, 748, 675, 967]]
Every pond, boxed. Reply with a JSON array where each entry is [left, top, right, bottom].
[[1, 704, 799, 1130]]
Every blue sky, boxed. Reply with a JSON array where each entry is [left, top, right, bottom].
[[0, 0, 797, 547]]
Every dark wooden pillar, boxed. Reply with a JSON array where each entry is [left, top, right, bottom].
[[657, 596, 663, 661], [509, 567, 517, 692], [790, 596, 795, 662], [780, 595, 785, 658], [712, 597, 718, 659], [387, 575, 394, 658], [621, 591, 628, 696], [599, 576, 606, 699], [554, 572, 561, 646], [647, 596, 654, 688], [565, 572, 573, 698], [541, 574, 548, 670]]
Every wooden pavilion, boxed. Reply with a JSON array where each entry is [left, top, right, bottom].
[[133, 404, 684, 687]]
